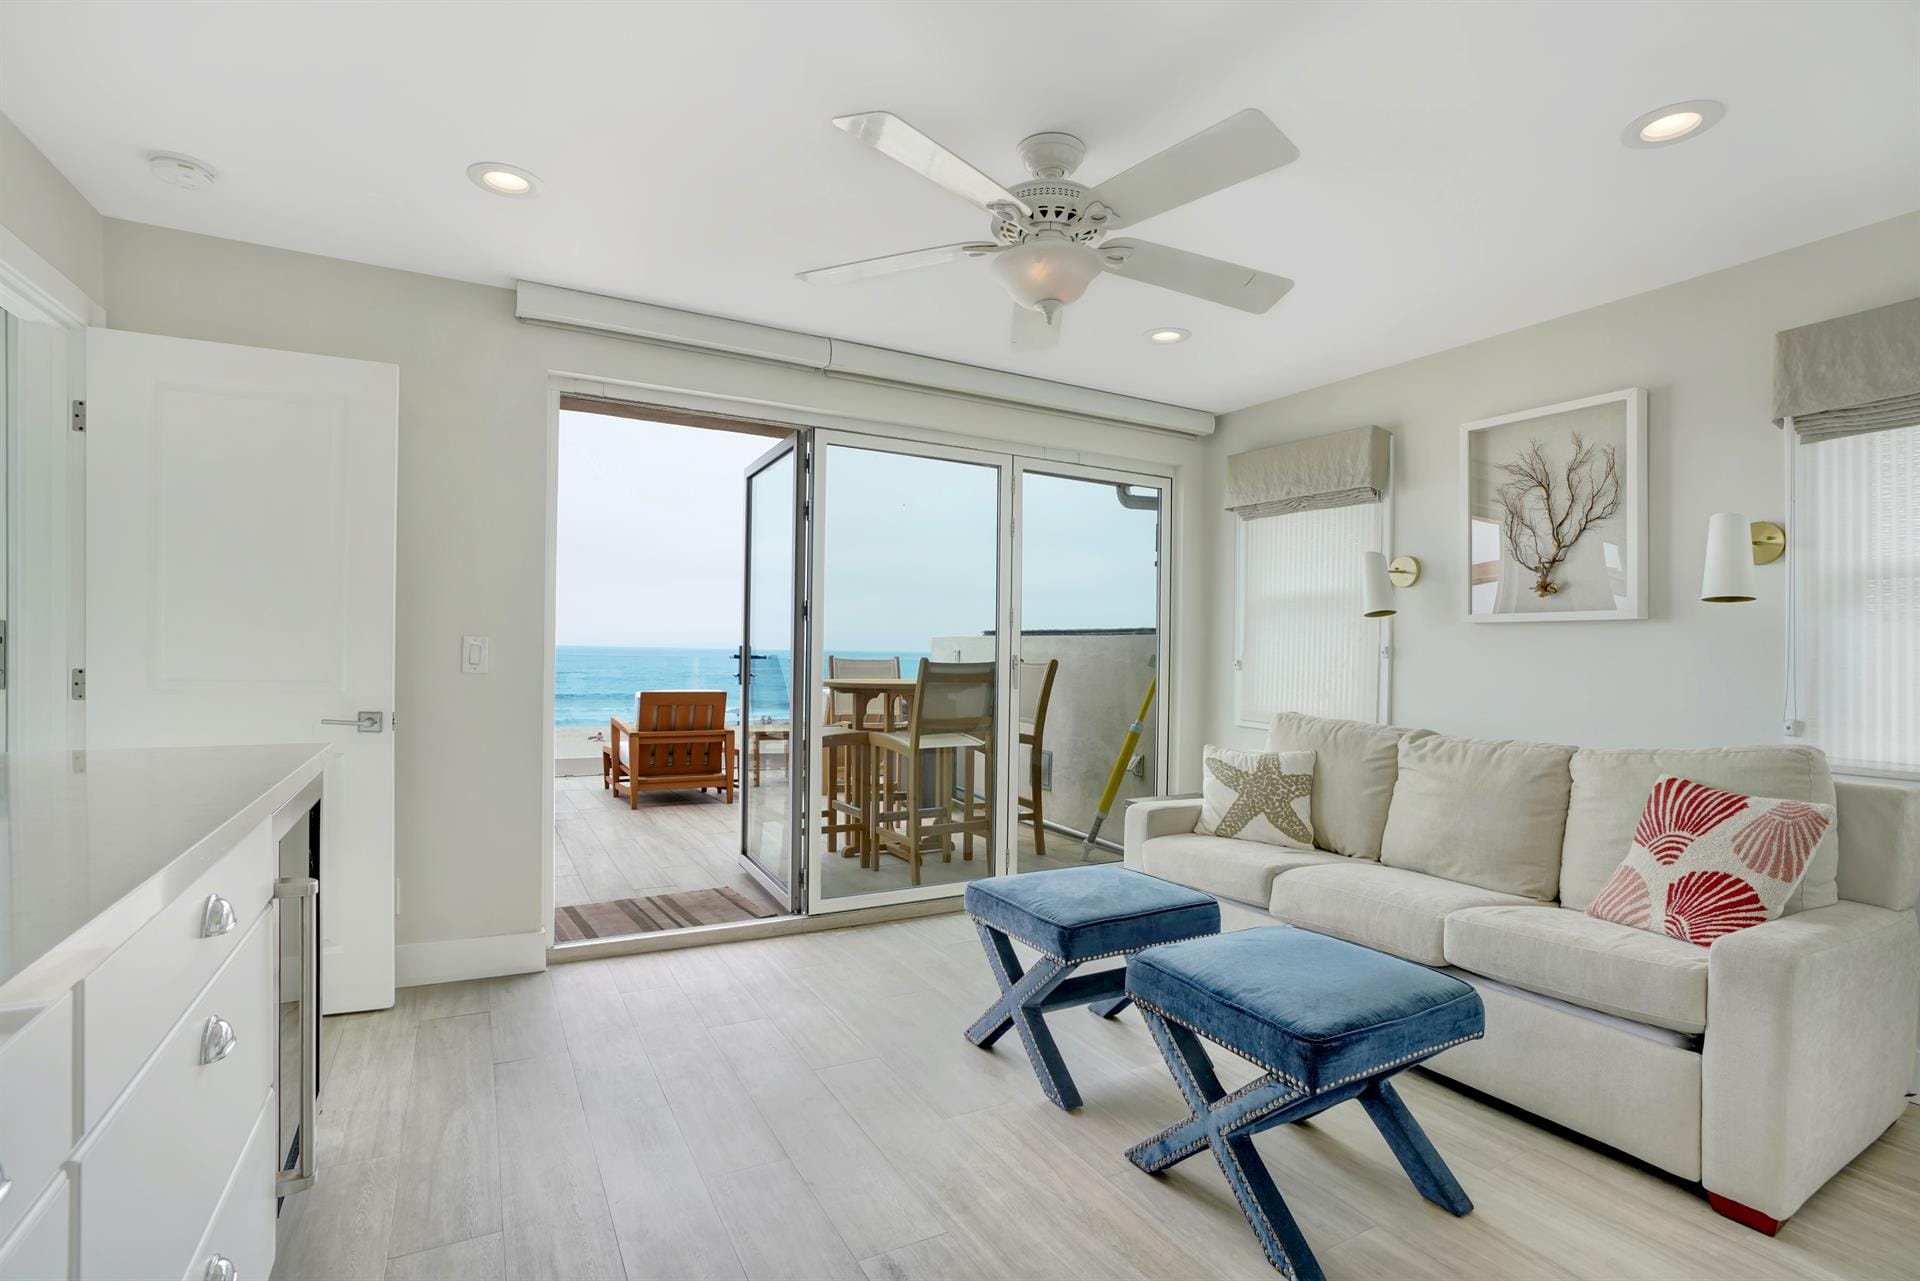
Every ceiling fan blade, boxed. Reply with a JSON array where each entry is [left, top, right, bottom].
[[796, 241, 1001, 284], [1010, 303, 1061, 351], [833, 112, 1032, 218], [1098, 240, 1293, 313], [1089, 108, 1298, 229]]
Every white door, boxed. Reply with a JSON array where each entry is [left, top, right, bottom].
[[84, 328, 398, 1013]]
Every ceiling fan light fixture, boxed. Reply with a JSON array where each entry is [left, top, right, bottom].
[[1146, 328, 1190, 344], [990, 236, 1103, 309], [466, 161, 539, 196], [1621, 100, 1723, 148]]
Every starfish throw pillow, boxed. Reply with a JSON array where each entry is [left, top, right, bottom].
[[1586, 774, 1834, 946], [1197, 745, 1316, 850]]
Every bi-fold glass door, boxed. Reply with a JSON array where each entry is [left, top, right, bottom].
[[1010, 460, 1170, 871], [791, 434, 1171, 914], [738, 436, 806, 910], [804, 432, 1014, 913]]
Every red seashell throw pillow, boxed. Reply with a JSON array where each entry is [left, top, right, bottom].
[[1586, 775, 1835, 946]]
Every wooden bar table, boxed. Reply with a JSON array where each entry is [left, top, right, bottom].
[[820, 676, 917, 865]]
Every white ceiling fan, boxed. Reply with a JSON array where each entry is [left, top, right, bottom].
[[798, 108, 1299, 350]]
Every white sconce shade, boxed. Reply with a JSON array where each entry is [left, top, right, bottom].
[[1361, 551, 1397, 617], [1701, 511, 1757, 603]]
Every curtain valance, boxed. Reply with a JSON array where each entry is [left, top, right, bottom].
[[1225, 425, 1390, 520], [1774, 297, 1920, 442]]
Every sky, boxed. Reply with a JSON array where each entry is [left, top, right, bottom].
[[555, 410, 1160, 649]]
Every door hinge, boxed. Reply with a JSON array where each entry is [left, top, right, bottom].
[[801, 599, 810, 621], [70, 400, 86, 432], [70, 667, 86, 700]]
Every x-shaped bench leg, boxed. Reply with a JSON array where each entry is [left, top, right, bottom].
[[1359, 1078, 1473, 1215], [1128, 1006, 1475, 1279], [1128, 1008, 1323, 1280], [965, 922, 1082, 1110]]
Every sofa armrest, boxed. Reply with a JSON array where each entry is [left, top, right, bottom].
[[1123, 798, 1203, 870], [1703, 901, 1920, 1221]]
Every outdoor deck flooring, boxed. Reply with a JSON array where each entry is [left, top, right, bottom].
[[555, 772, 1121, 941]]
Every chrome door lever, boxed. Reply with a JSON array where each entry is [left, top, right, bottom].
[[321, 710, 384, 733]]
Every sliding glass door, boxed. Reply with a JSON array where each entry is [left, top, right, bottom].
[[805, 433, 1012, 913]]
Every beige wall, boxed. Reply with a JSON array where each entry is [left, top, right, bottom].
[[1205, 212, 1920, 753], [101, 219, 1210, 956], [0, 111, 105, 306]]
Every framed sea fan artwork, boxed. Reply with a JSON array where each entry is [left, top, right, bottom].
[[1461, 387, 1647, 622]]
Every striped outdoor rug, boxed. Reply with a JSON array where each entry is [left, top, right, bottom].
[[554, 886, 779, 942]]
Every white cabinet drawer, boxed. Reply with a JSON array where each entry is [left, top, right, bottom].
[[79, 818, 273, 1129], [0, 995, 74, 1245], [76, 909, 274, 1281], [183, 1092, 276, 1281], [0, 1171, 70, 1281]]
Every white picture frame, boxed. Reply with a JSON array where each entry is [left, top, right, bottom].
[[1460, 387, 1647, 623]]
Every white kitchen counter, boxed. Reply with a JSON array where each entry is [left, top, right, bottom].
[[0, 743, 329, 1023]]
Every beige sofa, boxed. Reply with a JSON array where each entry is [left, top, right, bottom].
[[1125, 712, 1920, 1233]]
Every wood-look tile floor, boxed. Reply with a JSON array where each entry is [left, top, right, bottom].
[[274, 901, 1920, 1281]]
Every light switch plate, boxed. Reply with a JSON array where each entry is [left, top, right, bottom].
[[461, 635, 489, 674]]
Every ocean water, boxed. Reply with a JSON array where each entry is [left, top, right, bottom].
[[555, 645, 927, 727]]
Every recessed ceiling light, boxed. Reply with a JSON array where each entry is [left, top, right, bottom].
[[1621, 100, 1724, 148], [1146, 328, 1190, 345], [148, 153, 216, 191], [467, 161, 538, 196]]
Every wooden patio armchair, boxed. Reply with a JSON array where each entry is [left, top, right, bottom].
[[607, 690, 736, 808]]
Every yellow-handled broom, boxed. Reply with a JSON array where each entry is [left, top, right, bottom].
[[1080, 677, 1156, 860]]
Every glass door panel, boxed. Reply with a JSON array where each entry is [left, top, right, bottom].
[[740, 438, 802, 908], [1014, 467, 1166, 870], [811, 439, 1007, 909]]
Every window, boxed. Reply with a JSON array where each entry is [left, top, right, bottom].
[[1234, 502, 1383, 728], [1792, 422, 1919, 775]]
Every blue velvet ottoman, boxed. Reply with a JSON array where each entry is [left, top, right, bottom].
[[1125, 926, 1485, 1281], [964, 865, 1219, 1110]]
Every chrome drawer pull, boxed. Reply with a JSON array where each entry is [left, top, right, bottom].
[[200, 893, 237, 938], [0, 1158, 10, 1207], [204, 1255, 236, 1281], [199, 1016, 237, 1065]]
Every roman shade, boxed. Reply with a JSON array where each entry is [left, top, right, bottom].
[[1773, 297, 1920, 442], [1225, 425, 1391, 518]]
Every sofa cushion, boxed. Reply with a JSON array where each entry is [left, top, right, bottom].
[[1444, 905, 1709, 1034], [1834, 779, 1920, 912], [1379, 733, 1573, 900], [1140, 833, 1344, 906], [1560, 745, 1837, 914], [1267, 863, 1538, 965], [1263, 712, 1432, 860]]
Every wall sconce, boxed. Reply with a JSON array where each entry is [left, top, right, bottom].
[[1361, 552, 1421, 617], [1700, 512, 1787, 603]]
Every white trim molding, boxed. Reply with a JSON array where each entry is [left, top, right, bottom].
[[0, 220, 103, 328], [394, 929, 547, 987], [516, 281, 1214, 436]]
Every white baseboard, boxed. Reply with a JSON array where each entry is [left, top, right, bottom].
[[395, 929, 547, 987]]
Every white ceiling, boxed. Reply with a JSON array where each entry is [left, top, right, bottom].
[[3, 1, 1916, 413]]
